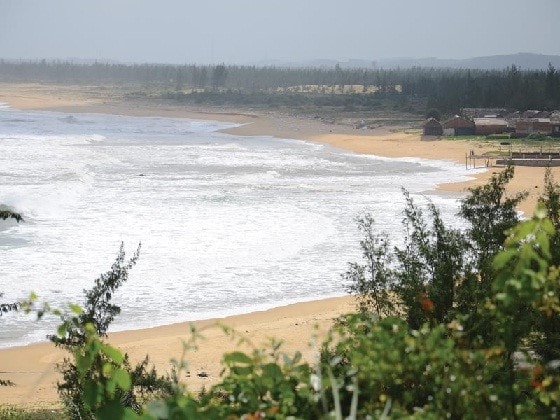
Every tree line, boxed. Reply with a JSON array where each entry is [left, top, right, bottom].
[[1, 60, 559, 114]]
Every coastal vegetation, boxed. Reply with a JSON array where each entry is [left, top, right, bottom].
[[0, 209, 23, 223], [4, 167, 560, 418], [1, 60, 559, 116], [0, 209, 23, 387], [47, 243, 174, 417]]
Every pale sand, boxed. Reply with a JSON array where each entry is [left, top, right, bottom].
[[0, 83, 556, 406], [0, 297, 354, 407]]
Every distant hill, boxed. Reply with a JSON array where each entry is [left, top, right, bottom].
[[256, 53, 560, 71]]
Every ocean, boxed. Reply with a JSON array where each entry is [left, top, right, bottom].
[[0, 105, 479, 348]]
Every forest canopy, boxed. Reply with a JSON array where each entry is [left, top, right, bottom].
[[1, 60, 559, 114]]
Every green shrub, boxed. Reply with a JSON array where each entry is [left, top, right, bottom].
[[41, 169, 560, 418], [345, 168, 525, 334], [323, 314, 506, 418], [526, 133, 549, 141], [0, 406, 65, 420], [1, 209, 23, 386], [47, 244, 173, 419]]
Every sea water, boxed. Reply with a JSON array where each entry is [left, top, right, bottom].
[[0, 105, 479, 348]]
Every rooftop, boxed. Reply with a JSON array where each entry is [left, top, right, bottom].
[[473, 118, 508, 126]]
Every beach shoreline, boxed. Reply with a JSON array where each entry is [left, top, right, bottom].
[[0, 295, 354, 407], [0, 82, 557, 406]]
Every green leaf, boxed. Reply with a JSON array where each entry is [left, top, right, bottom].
[[69, 303, 83, 315], [102, 362, 114, 378], [123, 408, 142, 420], [97, 401, 128, 419], [231, 366, 253, 377], [76, 353, 94, 374], [56, 323, 67, 337], [84, 322, 97, 335], [101, 343, 124, 364], [262, 363, 282, 380], [493, 248, 517, 270], [511, 220, 536, 242], [113, 368, 132, 391], [146, 400, 170, 418], [223, 351, 253, 366], [106, 377, 117, 395], [83, 380, 102, 409]]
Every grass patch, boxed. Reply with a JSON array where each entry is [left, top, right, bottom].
[[486, 133, 511, 140], [443, 135, 560, 148], [0, 406, 67, 420], [441, 135, 487, 141]]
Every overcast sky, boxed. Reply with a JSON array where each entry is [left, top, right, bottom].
[[0, 0, 558, 64]]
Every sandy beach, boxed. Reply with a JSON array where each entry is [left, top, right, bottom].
[[0, 83, 557, 407], [0, 296, 354, 407]]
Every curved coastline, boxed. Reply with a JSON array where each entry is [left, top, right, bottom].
[[0, 83, 557, 406]]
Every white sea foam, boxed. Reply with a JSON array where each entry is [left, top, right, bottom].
[[0, 108, 484, 348]]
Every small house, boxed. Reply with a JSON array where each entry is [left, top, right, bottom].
[[423, 118, 443, 136], [515, 118, 552, 137], [474, 117, 508, 135], [462, 108, 508, 118], [442, 116, 475, 136], [552, 121, 560, 138]]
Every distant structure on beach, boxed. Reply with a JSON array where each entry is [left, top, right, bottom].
[[422, 118, 443, 136], [473, 117, 509, 135], [496, 152, 560, 167], [423, 108, 560, 138], [442, 116, 475, 136]]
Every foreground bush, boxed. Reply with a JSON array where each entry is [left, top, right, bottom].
[[0, 405, 64, 420], [26, 167, 558, 418], [45, 244, 173, 419], [44, 207, 558, 419]]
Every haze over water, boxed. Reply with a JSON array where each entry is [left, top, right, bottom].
[[0, 106, 477, 348]]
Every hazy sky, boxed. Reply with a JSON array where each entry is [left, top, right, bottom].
[[0, 0, 558, 64]]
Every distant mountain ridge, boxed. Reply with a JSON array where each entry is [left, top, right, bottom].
[[256, 53, 560, 71], [3, 53, 559, 71]]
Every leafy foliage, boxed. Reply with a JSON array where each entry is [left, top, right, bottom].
[[154, 339, 320, 419], [0, 209, 23, 222], [55, 209, 560, 418], [395, 192, 472, 328], [37, 169, 560, 418], [0, 405, 64, 420], [0, 293, 19, 317], [540, 168, 560, 266], [1, 208, 23, 318], [1, 208, 23, 386], [331, 207, 560, 418], [47, 244, 173, 419], [50, 243, 140, 348], [323, 314, 506, 418], [459, 165, 527, 285], [344, 213, 394, 318], [536, 169, 560, 362], [66, 322, 136, 419], [344, 168, 527, 335], [489, 207, 560, 417]]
